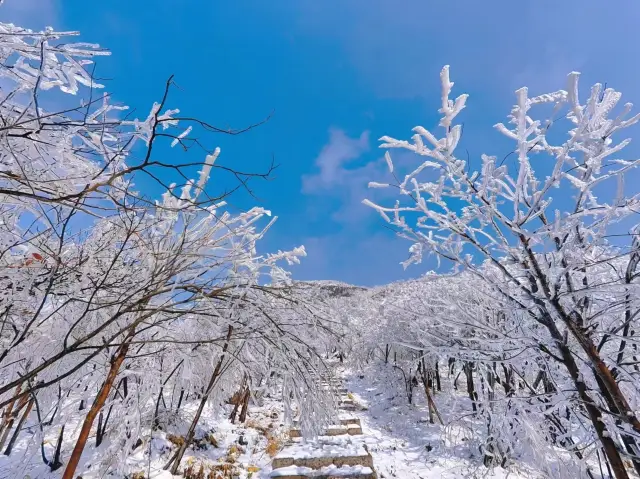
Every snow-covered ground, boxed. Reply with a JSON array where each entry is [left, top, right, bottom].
[[342, 362, 551, 479], [0, 392, 290, 479], [0, 360, 599, 478]]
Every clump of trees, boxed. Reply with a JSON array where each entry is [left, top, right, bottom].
[[6, 6, 640, 479], [363, 65, 640, 478], [0, 18, 336, 478]]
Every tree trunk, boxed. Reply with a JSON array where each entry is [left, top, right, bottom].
[[229, 376, 247, 424], [593, 371, 640, 477], [62, 340, 130, 479], [0, 393, 29, 451], [96, 410, 104, 447], [0, 384, 22, 440], [153, 387, 165, 430], [545, 321, 630, 479], [463, 362, 478, 413], [166, 325, 233, 474], [50, 425, 65, 471], [557, 300, 640, 438], [175, 388, 185, 413], [483, 365, 497, 467], [3, 398, 34, 456], [500, 363, 515, 397], [239, 387, 250, 423], [46, 383, 62, 426], [419, 355, 443, 425]]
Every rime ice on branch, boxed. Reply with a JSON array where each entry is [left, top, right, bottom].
[[365, 65, 640, 479], [0, 17, 334, 479]]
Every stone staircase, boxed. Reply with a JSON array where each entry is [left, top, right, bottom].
[[270, 371, 376, 479]]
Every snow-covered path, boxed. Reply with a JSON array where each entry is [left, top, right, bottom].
[[268, 369, 377, 478], [267, 362, 549, 479], [342, 363, 544, 479]]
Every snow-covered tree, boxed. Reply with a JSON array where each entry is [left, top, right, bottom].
[[366, 66, 640, 478], [0, 16, 337, 478]]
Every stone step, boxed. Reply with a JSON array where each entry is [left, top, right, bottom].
[[292, 418, 360, 429], [339, 418, 360, 426], [270, 464, 375, 478], [272, 454, 374, 470], [271, 438, 373, 470], [289, 423, 362, 438], [320, 388, 348, 395]]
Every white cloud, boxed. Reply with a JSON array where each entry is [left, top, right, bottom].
[[302, 128, 387, 225], [302, 128, 370, 193], [303, 128, 419, 225]]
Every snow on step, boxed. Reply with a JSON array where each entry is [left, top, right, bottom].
[[289, 423, 363, 438], [338, 417, 360, 426], [321, 387, 348, 394], [271, 436, 373, 469], [270, 464, 375, 478], [292, 418, 360, 428]]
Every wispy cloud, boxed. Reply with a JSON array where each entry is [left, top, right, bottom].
[[302, 128, 390, 225], [302, 128, 370, 193], [302, 127, 424, 225]]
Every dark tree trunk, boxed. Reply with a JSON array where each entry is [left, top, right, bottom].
[[165, 326, 233, 474], [50, 425, 65, 471], [96, 410, 104, 446], [239, 387, 250, 423], [3, 398, 34, 456], [419, 355, 443, 425], [544, 320, 630, 479], [463, 362, 478, 413], [593, 371, 640, 477], [229, 377, 247, 424], [0, 390, 28, 451], [175, 388, 185, 413]]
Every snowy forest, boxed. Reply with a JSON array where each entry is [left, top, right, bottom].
[[2, 6, 640, 479]]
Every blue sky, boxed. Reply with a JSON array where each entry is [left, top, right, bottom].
[[3, 0, 640, 286]]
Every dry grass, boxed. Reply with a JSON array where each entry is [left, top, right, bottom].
[[166, 433, 185, 447], [182, 463, 206, 479], [182, 460, 241, 479], [265, 434, 284, 457], [225, 443, 246, 464], [245, 419, 270, 436]]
